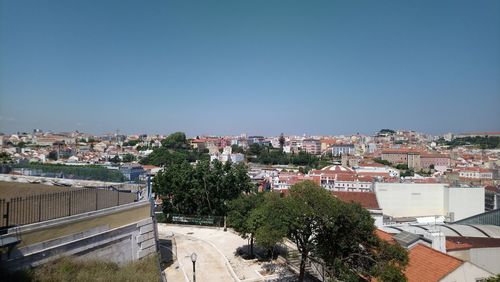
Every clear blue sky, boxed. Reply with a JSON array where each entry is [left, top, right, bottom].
[[1, 0, 499, 136]]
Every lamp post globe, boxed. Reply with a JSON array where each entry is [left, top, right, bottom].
[[191, 252, 197, 263], [191, 252, 197, 282]]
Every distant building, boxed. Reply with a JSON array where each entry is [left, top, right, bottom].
[[458, 168, 494, 180], [332, 191, 383, 227], [190, 139, 208, 151], [353, 163, 400, 178], [287, 139, 302, 153], [366, 143, 377, 154], [485, 186, 500, 211], [272, 173, 319, 191], [420, 153, 450, 171], [331, 144, 355, 156], [381, 148, 421, 170], [309, 165, 374, 192], [320, 139, 337, 153], [302, 139, 321, 155], [210, 146, 245, 164], [247, 136, 265, 145], [119, 164, 145, 182]]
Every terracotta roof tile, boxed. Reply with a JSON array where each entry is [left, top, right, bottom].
[[405, 244, 462, 282], [331, 191, 380, 209], [376, 231, 464, 282], [375, 229, 396, 243]]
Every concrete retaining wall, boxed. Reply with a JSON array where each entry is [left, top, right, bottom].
[[0, 200, 158, 269]]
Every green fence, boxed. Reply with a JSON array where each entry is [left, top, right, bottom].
[[166, 214, 224, 227]]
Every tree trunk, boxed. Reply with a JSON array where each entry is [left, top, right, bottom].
[[250, 235, 254, 258], [299, 253, 306, 282]]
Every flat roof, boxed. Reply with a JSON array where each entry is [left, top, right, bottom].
[[0, 181, 80, 199]]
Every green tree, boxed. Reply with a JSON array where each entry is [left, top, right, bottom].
[[227, 193, 264, 258], [162, 132, 189, 150], [486, 274, 500, 282], [378, 129, 396, 135], [122, 153, 136, 163], [252, 192, 289, 258], [140, 132, 209, 166], [231, 144, 245, 154], [373, 158, 392, 166], [248, 143, 263, 156], [154, 160, 253, 217], [109, 155, 120, 163], [279, 133, 286, 150], [285, 181, 331, 281], [286, 181, 408, 282], [0, 152, 12, 164], [123, 140, 140, 147], [395, 164, 409, 170], [47, 151, 58, 161], [400, 169, 414, 177]]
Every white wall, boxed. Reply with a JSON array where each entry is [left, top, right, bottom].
[[442, 261, 492, 282], [375, 183, 447, 217], [470, 247, 500, 274], [447, 187, 484, 221], [375, 183, 484, 221]]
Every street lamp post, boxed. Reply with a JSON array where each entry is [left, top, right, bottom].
[[191, 252, 197, 282]]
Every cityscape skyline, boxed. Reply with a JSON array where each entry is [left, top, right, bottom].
[[1, 0, 500, 136]]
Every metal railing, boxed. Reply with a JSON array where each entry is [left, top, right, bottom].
[[0, 188, 137, 228]]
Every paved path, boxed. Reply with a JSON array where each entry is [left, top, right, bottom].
[[160, 226, 235, 282], [159, 224, 282, 282]]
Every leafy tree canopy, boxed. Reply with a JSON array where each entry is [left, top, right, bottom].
[[140, 132, 209, 166], [123, 140, 140, 147], [228, 181, 408, 282], [446, 136, 500, 149], [161, 132, 189, 150], [122, 153, 136, 163], [0, 152, 12, 164], [378, 129, 396, 135], [227, 193, 265, 257], [154, 159, 254, 216], [47, 151, 58, 161]]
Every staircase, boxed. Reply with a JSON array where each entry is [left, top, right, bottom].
[[286, 249, 322, 281]]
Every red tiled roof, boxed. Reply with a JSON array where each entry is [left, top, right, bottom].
[[320, 139, 337, 145], [485, 186, 500, 193], [381, 148, 421, 154], [375, 229, 396, 243], [420, 153, 450, 159], [142, 165, 159, 170], [405, 244, 463, 282], [412, 178, 440, 184], [459, 167, 493, 173], [375, 230, 466, 282], [331, 191, 380, 209]]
